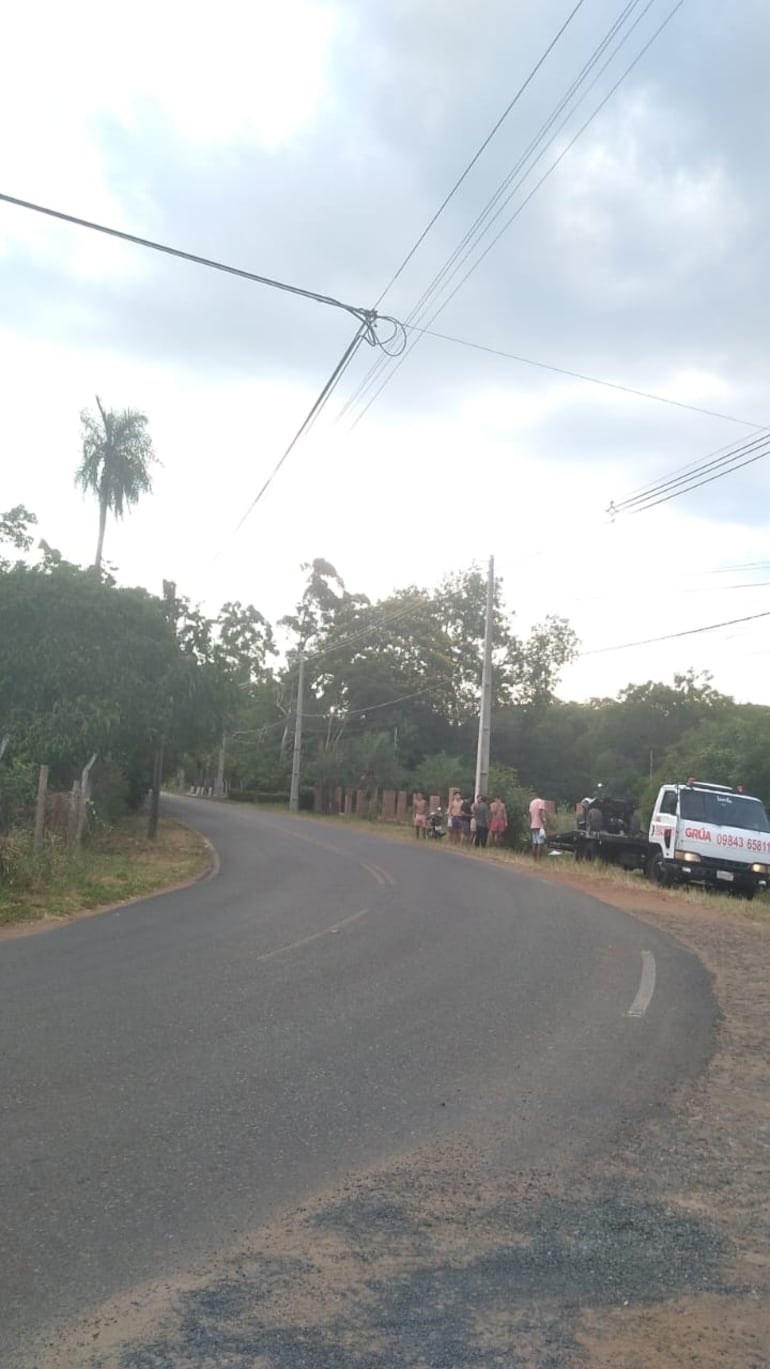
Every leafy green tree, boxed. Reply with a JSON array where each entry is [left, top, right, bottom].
[[307, 730, 406, 792], [75, 398, 158, 569], [412, 752, 473, 800], [505, 615, 579, 707], [638, 706, 770, 817], [492, 701, 595, 802], [0, 505, 37, 569], [0, 555, 193, 806], [281, 559, 578, 773]]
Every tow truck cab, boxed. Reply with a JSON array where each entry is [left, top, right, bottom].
[[648, 779, 770, 897]]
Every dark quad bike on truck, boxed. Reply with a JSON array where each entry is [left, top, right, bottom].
[[551, 779, 770, 900]]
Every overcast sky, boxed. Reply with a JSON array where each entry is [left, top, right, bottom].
[[3, 0, 770, 703]]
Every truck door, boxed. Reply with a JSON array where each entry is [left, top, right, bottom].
[[651, 787, 678, 857]]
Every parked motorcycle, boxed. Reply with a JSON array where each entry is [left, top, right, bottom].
[[427, 807, 445, 839]]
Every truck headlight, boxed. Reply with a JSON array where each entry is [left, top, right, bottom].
[[751, 862, 768, 874], [675, 850, 701, 863]]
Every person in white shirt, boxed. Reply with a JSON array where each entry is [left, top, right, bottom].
[[529, 794, 548, 860]]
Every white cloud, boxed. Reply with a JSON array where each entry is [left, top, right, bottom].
[[1, 0, 341, 277], [3, 1, 770, 711], [551, 87, 749, 295]]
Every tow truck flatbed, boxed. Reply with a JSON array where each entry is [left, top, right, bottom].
[[548, 829, 650, 870]]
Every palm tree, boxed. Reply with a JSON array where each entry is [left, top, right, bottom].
[[75, 397, 158, 569]]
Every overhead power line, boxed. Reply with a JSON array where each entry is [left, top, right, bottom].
[[715, 560, 770, 574], [611, 430, 767, 508], [338, 0, 619, 421], [0, 193, 414, 534], [627, 439, 770, 514], [413, 325, 765, 430], [229, 325, 367, 537], [311, 674, 457, 724], [374, 0, 588, 306], [609, 432, 770, 518], [0, 190, 385, 333], [307, 599, 429, 664], [342, 0, 679, 429], [581, 608, 770, 657]]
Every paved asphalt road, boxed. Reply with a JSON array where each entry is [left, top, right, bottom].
[[0, 797, 715, 1366]]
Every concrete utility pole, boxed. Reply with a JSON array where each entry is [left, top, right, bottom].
[[475, 555, 494, 800], [214, 726, 226, 798], [289, 651, 305, 812], [148, 744, 163, 840]]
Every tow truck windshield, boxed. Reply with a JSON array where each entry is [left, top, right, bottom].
[[679, 788, 770, 832]]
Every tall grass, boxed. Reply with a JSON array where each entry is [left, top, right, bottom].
[[0, 829, 75, 892]]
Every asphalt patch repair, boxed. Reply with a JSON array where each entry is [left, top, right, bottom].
[[34, 872, 770, 1369], [46, 1159, 729, 1369]]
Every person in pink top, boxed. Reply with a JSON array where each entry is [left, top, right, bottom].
[[489, 796, 507, 846], [529, 794, 548, 860]]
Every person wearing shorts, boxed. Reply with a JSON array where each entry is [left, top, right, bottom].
[[529, 794, 548, 860], [448, 790, 463, 843], [413, 792, 428, 838], [460, 795, 473, 844], [489, 797, 507, 846]]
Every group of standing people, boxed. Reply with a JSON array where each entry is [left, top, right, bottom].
[[413, 788, 550, 857], [446, 791, 508, 848]]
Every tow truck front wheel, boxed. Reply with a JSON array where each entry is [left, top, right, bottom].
[[647, 850, 672, 886]]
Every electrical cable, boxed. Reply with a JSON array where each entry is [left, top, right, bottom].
[[609, 433, 770, 518], [314, 674, 458, 724], [388, 1, 648, 359], [557, 580, 770, 610], [715, 561, 770, 574], [340, 0, 632, 422], [346, 0, 685, 432], [373, 0, 588, 307], [0, 190, 382, 332], [234, 673, 459, 740], [342, 0, 664, 424], [307, 599, 431, 663], [0, 192, 414, 534], [411, 325, 765, 430], [627, 441, 770, 515], [228, 325, 367, 536], [610, 430, 767, 508], [345, 0, 646, 418], [581, 608, 770, 657]]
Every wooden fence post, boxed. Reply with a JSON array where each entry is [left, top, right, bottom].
[[33, 765, 48, 853]]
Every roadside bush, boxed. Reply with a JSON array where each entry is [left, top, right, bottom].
[[0, 760, 38, 834], [487, 762, 531, 849], [90, 759, 130, 825], [0, 828, 69, 891]]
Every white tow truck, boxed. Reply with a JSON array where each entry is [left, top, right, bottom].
[[552, 778, 770, 900], [646, 779, 770, 898]]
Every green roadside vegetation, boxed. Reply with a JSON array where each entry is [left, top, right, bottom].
[[5, 468, 770, 936], [0, 815, 209, 928]]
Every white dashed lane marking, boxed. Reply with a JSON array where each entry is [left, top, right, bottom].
[[626, 950, 657, 1017], [256, 909, 369, 964]]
